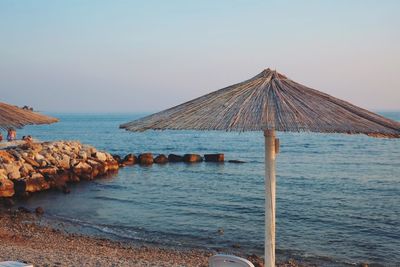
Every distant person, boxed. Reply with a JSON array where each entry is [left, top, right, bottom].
[[0, 133, 3, 142], [7, 128, 16, 141]]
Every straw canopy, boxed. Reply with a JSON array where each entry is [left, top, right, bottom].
[[121, 68, 400, 137], [0, 102, 58, 131]]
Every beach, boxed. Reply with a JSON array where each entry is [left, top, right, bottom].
[[0, 209, 307, 267]]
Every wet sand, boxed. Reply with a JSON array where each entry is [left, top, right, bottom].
[[0, 208, 307, 267]]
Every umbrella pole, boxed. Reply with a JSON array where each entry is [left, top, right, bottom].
[[264, 129, 276, 267]]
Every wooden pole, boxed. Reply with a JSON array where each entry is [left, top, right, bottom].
[[264, 129, 276, 267]]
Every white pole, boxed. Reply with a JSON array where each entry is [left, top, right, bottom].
[[264, 129, 276, 267]]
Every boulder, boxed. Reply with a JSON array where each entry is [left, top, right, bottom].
[[0, 151, 15, 164], [183, 154, 203, 163], [57, 154, 71, 169], [34, 153, 45, 161], [204, 154, 224, 162], [106, 160, 119, 172], [94, 152, 107, 162], [139, 153, 153, 165], [25, 174, 50, 192], [78, 151, 88, 160], [7, 165, 21, 179], [112, 154, 122, 163], [168, 154, 183, 162], [122, 154, 137, 165], [20, 142, 42, 152], [154, 154, 168, 164], [22, 156, 40, 168], [73, 162, 93, 180], [19, 163, 34, 177], [0, 178, 15, 197], [38, 166, 58, 176], [0, 169, 8, 180]]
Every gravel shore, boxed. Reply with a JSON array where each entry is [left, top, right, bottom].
[[0, 209, 307, 267]]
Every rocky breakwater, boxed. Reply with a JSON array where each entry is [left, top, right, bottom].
[[0, 141, 119, 198]]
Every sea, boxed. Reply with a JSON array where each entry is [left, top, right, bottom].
[[12, 112, 400, 267]]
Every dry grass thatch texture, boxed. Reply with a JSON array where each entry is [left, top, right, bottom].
[[0, 102, 58, 130], [120, 69, 400, 138]]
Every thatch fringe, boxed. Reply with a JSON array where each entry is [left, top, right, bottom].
[[0, 102, 58, 131], [120, 69, 400, 138]]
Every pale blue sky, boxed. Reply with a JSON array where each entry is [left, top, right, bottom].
[[0, 0, 399, 112]]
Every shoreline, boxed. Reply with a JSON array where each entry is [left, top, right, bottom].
[[0, 208, 313, 267]]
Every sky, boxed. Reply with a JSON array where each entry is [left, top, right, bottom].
[[0, 0, 399, 113]]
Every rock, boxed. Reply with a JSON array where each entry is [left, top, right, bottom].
[[168, 154, 183, 162], [34, 153, 45, 161], [20, 142, 42, 152], [139, 153, 153, 165], [38, 160, 48, 167], [57, 154, 70, 169], [78, 150, 87, 160], [35, 206, 44, 215], [22, 156, 40, 168], [38, 166, 58, 176], [70, 158, 78, 167], [106, 160, 119, 172], [122, 154, 137, 165], [0, 169, 8, 180], [73, 162, 93, 180], [94, 152, 107, 162], [0, 178, 15, 197], [25, 174, 50, 192], [19, 163, 34, 177], [228, 160, 246, 164], [204, 154, 224, 162], [0, 151, 15, 164], [154, 154, 168, 164], [183, 154, 203, 163], [7, 167, 21, 179], [112, 154, 121, 163]]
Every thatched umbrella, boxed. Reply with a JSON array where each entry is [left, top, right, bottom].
[[0, 102, 58, 131], [120, 68, 400, 267]]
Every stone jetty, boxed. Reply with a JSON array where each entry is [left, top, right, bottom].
[[0, 142, 242, 199], [0, 141, 118, 198]]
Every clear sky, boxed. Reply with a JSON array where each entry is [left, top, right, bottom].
[[0, 0, 399, 113]]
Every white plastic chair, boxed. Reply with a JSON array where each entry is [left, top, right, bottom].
[[209, 254, 255, 267], [0, 262, 33, 267]]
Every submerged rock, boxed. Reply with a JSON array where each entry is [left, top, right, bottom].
[[204, 154, 224, 162], [168, 154, 183, 162], [183, 154, 203, 163], [139, 153, 153, 165], [121, 154, 137, 166], [228, 160, 246, 164], [154, 154, 168, 164]]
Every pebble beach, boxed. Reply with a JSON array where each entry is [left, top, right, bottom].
[[0, 209, 310, 267]]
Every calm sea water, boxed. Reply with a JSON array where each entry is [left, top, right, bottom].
[[14, 112, 400, 266]]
